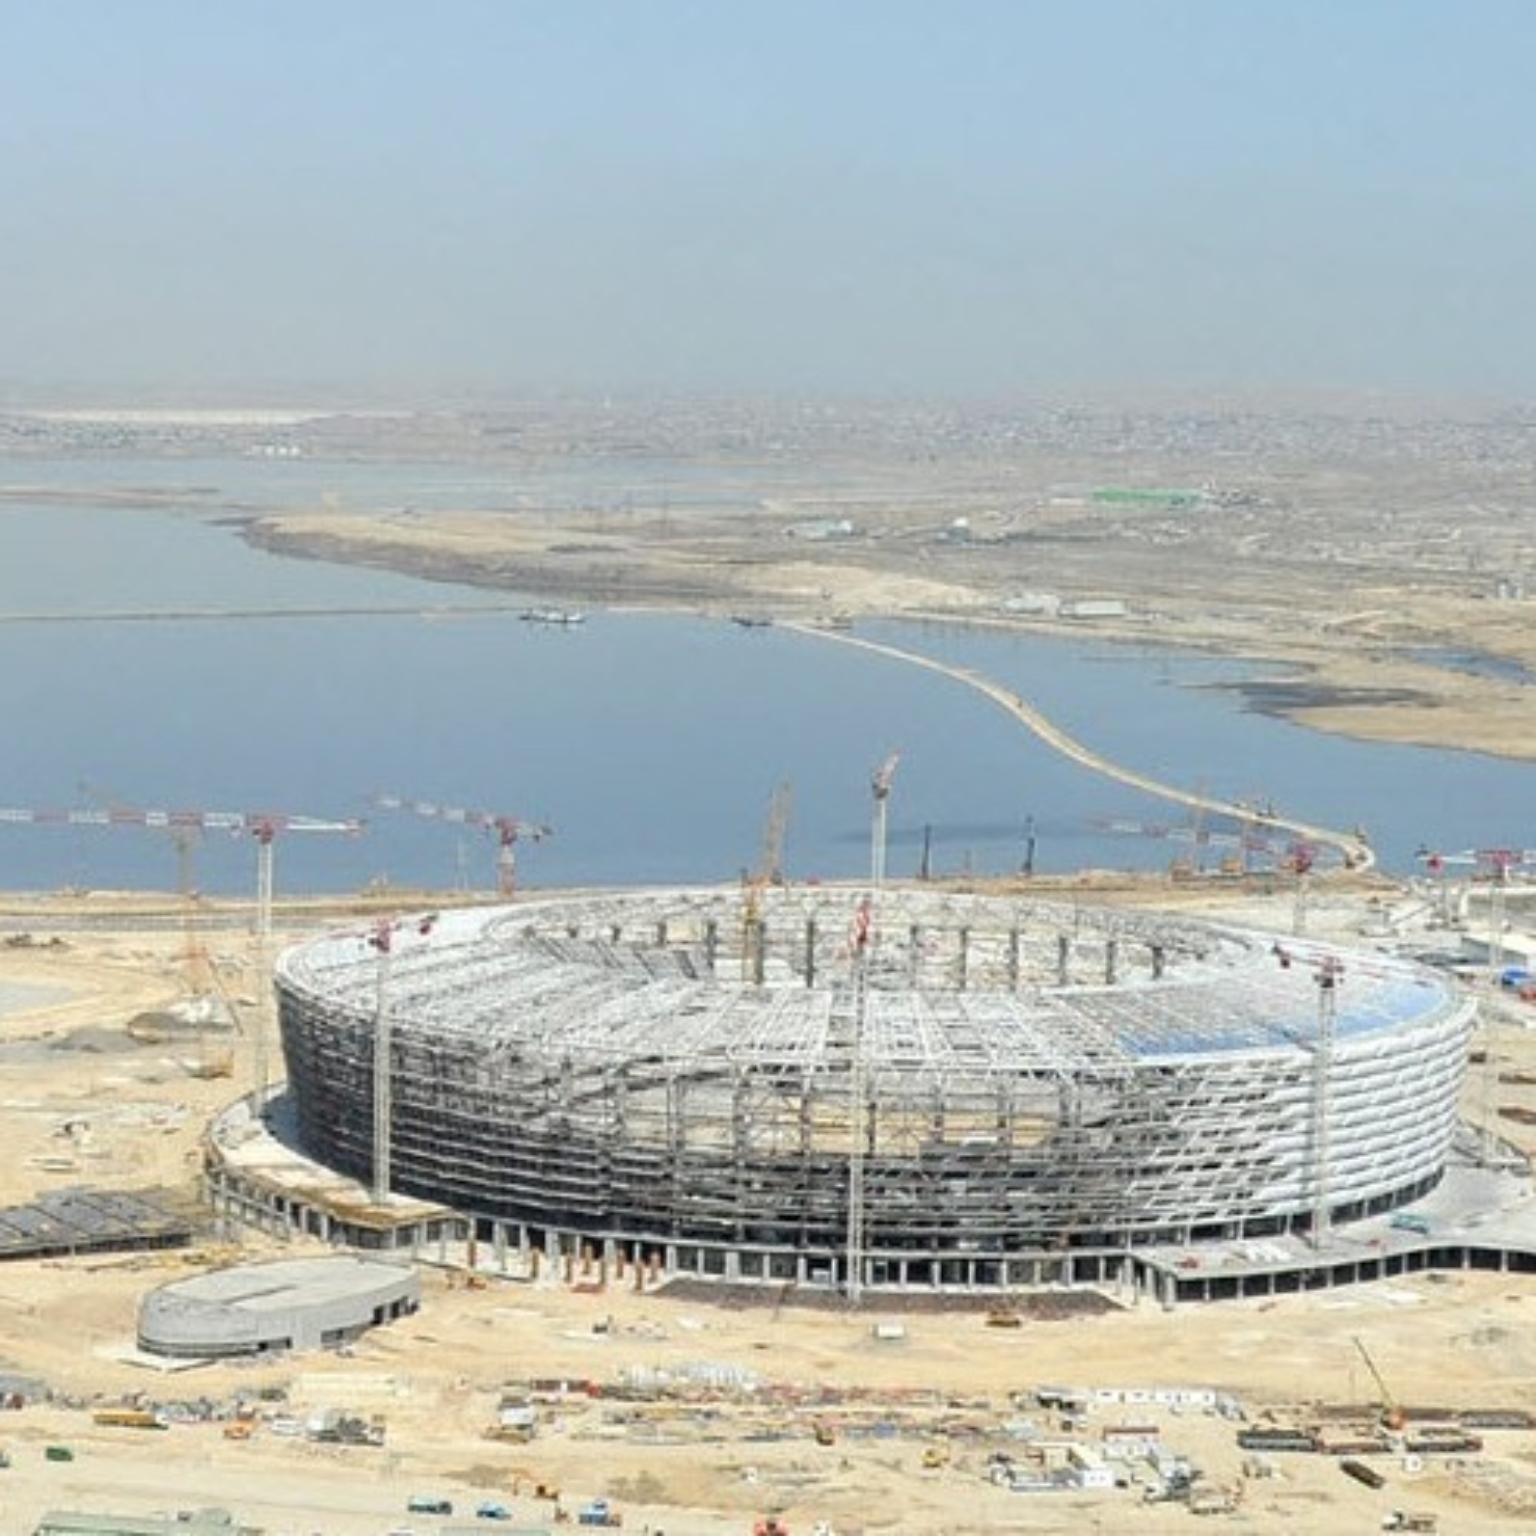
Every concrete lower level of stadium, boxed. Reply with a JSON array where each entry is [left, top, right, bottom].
[[202, 1092, 1536, 1308]]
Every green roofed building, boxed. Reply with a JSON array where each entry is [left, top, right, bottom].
[[1091, 487, 1201, 507]]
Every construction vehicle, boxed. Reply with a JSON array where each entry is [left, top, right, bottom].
[[1354, 1335, 1408, 1430], [920, 1442, 950, 1469], [1188, 1484, 1241, 1515], [92, 1407, 167, 1430]]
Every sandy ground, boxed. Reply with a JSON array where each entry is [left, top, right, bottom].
[[0, 886, 1534, 1534]]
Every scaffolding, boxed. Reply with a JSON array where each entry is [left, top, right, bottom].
[[276, 887, 1474, 1290]]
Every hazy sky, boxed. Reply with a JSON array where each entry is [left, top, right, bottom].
[[4, 0, 1534, 401]]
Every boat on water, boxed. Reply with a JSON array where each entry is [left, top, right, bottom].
[[519, 608, 586, 626]]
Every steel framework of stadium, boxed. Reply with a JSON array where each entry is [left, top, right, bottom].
[[275, 887, 1472, 1292]]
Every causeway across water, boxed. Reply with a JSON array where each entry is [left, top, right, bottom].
[[790, 624, 1376, 876]]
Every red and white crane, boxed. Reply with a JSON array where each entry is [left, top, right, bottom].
[[0, 803, 363, 1104], [1417, 846, 1536, 969], [0, 804, 363, 938], [371, 794, 552, 899], [1416, 846, 1536, 878]]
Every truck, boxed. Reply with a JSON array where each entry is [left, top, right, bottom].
[[406, 1494, 454, 1515], [1189, 1485, 1240, 1515], [92, 1407, 167, 1430], [1390, 1212, 1432, 1236], [578, 1499, 622, 1527]]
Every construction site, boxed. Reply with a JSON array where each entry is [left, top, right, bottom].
[[6, 797, 1536, 1533], [8, 397, 1536, 1528], [267, 884, 1474, 1299]]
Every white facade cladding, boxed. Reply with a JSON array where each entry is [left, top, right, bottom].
[[274, 889, 1474, 1290], [138, 1255, 419, 1359]]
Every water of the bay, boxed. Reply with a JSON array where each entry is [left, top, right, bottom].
[[0, 456, 1528, 896]]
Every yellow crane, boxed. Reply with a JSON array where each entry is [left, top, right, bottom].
[[1354, 1335, 1406, 1430], [742, 782, 792, 983]]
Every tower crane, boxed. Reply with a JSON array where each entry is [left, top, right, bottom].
[[1094, 813, 1284, 876], [741, 782, 793, 984], [0, 803, 363, 937], [869, 750, 901, 889], [1281, 839, 1317, 936], [1416, 846, 1536, 971], [1416, 844, 1536, 1166], [0, 802, 362, 1097], [1096, 814, 1317, 926], [371, 795, 552, 899]]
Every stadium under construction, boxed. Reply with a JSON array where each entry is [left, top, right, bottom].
[[260, 884, 1479, 1298]]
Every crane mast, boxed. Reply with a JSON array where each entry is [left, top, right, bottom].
[[869, 751, 900, 889], [741, 783, 792, 985], [845, 894, 873, 1305]]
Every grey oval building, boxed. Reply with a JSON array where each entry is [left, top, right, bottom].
[[138, 1255, 419, 1359], [275, 888, 1474, 1292]]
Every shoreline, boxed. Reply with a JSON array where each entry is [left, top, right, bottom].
[[238, 511, 1536, 766]]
